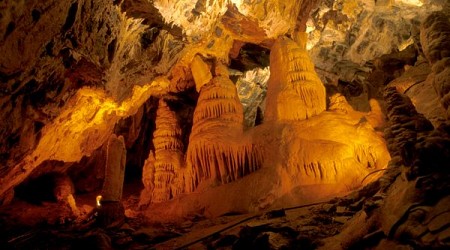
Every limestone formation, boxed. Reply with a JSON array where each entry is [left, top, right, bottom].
[[387, 57, 447, 128], [186, 62, 263, 190], [264, 35, 326, 121], [101, 134, 126, 202], [140, 99, 184, 205]]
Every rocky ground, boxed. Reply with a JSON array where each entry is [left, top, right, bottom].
[[0, 191, 352, 249]]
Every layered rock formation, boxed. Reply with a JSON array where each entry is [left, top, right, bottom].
[[420, 11, 450, 118]]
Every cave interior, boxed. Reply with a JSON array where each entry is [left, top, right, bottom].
[[1, 0, 450, 249]]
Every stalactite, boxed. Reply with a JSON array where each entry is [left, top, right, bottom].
[[186, 63, 263, 191], [140, 99, 184, 205], [265, 34, 326, 122]]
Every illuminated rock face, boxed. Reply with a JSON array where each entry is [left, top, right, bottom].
[[140, 99, 184, 205], [265, 36, 326, 121], [186, 63, 263, 190]]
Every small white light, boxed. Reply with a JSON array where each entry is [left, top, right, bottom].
[[96, 195, 102, 207]]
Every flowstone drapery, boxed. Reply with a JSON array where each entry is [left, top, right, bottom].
[[185, 63, 263, 191]]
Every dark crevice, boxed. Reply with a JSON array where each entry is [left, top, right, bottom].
[[15, 174, 58, 205], [107, 38, 117, 63], [4, 22, 15, 39], [61, 2, 78, 33], [230, 43, 270, 72], [141, 27, 160, 49], [31, 9, 41, 22], [45, 41, 54, 56]]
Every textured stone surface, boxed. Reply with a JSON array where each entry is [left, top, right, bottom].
[[420, 10, 450, 118]]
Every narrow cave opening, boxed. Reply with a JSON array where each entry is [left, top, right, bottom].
[[15, 174, 57, 205], [229, 43, 271, 72], [115, 97, 159, 197]]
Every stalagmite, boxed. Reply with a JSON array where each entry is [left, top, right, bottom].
[[265, 34, 326, 121], [98, 134, 126, 228], [101, 134, 127, 202], [186, 62, 263, 191], [54, 174, 80, 217], [140, 99, 184, 205]]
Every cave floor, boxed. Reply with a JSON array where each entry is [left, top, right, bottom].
[[0, 191, 353, 249]]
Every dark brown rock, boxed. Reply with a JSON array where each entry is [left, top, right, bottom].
[[96, 201, 125, 228]]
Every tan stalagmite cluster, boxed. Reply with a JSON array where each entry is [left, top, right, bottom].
[[420, 11, 450, 118], [139, 36, 390, 217], [140, 99, 184, 205], [265, 34, 326, 121], [186, 62, 263, 190]]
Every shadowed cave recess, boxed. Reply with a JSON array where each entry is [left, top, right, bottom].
[[1, 0, 450, 249]]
